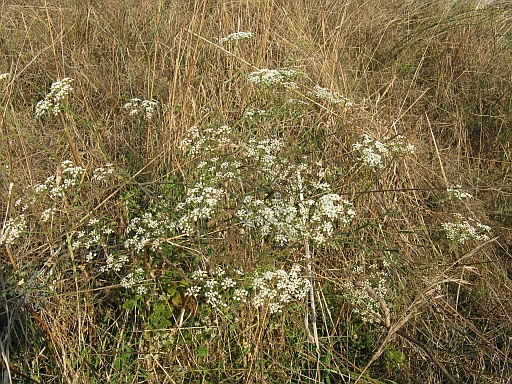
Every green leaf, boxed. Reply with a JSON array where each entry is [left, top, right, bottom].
[[122, 299, 137, 311], [197, 345, 208, 357]]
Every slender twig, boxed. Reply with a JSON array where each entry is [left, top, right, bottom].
[[297, 170, 321, 381], [59, 113, 82, 167]]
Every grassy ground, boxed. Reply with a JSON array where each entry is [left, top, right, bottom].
[[1, 0, 512, 383]]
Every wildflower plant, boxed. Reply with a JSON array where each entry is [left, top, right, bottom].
[[248, 68, 298, 89], [220, 31, 253, 44], [447, 185, 473, 200], [1, 159, 123, 275], [123, 98, 159, 120], [178, 124, 356, 246], [343, 263, 390, 325], [35, 77, 74, 118], [308, 85, 352, 106], [0, 214, 27, 246], [2, 3, 508, 383], [186, 265, 310, 315], [352, 134, 415, 169], [441, 213, 491, 244]]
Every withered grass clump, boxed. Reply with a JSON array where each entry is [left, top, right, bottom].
[[1, 0, 512, 383]]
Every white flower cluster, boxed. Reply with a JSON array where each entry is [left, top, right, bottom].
[[244, 137, 288, 176], [237, 192, 355, 246], [186, 265, 309, 314], [0, 72, 9, 81], [0, 214, 27, 245], [447, 185, 473, 200], [178, 125, 355, 245], [123, 98, 159, 120], [35, 77, 74, 117], [102, 252, 130, 273], [179, 125, 232, 155], [120, 268, 147, 295], [40, 207, 57, 222], [220, 31, 253, 43], [248, 68, 298, 88], [124, 211, 168, 253], [343, 265, 389, 324], [34, 160, 85, 199], [308, 85, 352, 106], [441, 213, 491, 244], [91, 163, 115, 183], [71, 217, 118, 267], [243, 109, 266, 120], [176, 182, 225, 234], [235, 156, 355, 246], [2, 160, 117, 250], [252, 265, 310, 314], [13, 264, 56, 309], [195, 157, 239, 183], [186, 267, 236, 308], [352, 134, 415, 169], [287, 98, 310, 106]]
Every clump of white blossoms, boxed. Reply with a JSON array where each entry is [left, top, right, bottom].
[[248, 68, 298, 89], [447, 185, 473, 200], [175, 182, 226, 234], [123, 98, 159, 120], [186, 267, 233, 309], [186, 265, 309, 315], [35, 77, 74, 117], [91, 163, 115, 183], [40, 207, 57, 222], [13, 264, 56, 309], [237, 141, 355, 246], [442, 213, 491, 244], [71, 217, 118, 266], [352, 134, 415, 169], [0, 215, 27, 246], [343, 264, 389, 324], [0, 72, 10, 81], [179, 124, 356, 246], [34, 160, 85, 199], [179, 125, 232, 156], [243, 109, 266, 120], [237, 191, 355, 246], [220, 31, 253, 44], [308, 85, 352, 106], [252, 265, 310, 314], [124, 210, 170, 253], [120, 268, 147, 295]]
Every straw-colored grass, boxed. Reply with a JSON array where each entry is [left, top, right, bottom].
[[1, 0, 511, 383]]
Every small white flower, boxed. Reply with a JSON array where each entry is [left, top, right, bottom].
[[248, 68, 297, 88], [308, 85, 351, 105], [243, 109, 266, 120], [447, 185, 473, 200], [35, 78, 74, 117], [123, 98, 158, 120], [442, 214, 491, 244], [41, 208, 57, 222], [221, 277, 236, 289], [220, 31, 253, 43], [186, 285, 202, 297], [0, 215, 26, 245]]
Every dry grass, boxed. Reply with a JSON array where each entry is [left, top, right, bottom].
[[1, 0, 512, 383]]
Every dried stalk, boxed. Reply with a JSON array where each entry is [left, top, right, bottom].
[[297, 170, 321, 381]]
